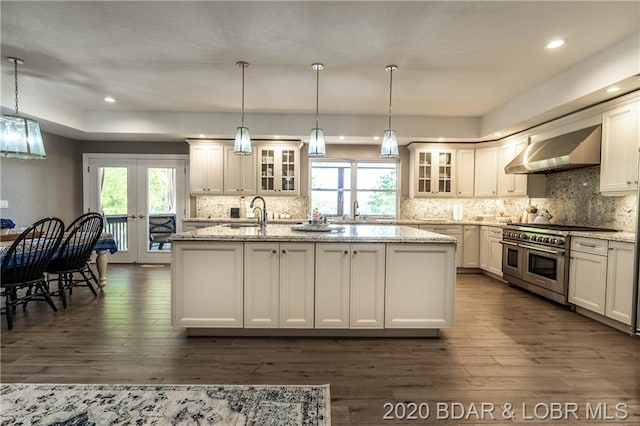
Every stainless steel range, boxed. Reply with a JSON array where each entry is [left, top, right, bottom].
[[501, 223, 616, 305]]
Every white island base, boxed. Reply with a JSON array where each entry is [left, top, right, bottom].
[[171, 225, 456, 337]]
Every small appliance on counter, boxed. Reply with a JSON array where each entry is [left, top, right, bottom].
[[230, 207, 240, 218]]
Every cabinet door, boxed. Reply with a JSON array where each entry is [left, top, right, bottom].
[[224, 145, 256, 194], [456, 149, 475, 197], [279, 243, 315, 328], [479, 226, 490, 271], [172, 242, 243, 327], [258, 147, 277, 192], [315, 243, 351, 328], [510, 138, 530, 196], [474, 146, 497, 197], [489, 231, 503, 277], [385, 243, 455, 328], [420, 225, 463, 267], [415, 150, 434, 196], [350, 243, 385, 328], [600, 102, 640, 193], [244, 243, 280, 328], [257, 146, 299, 195], [605, 242, 634, 325], [569, 251, 607, 315], [189, 144, 223, 194], [462, 225, 480, 268], [279, 147, 298, 194], [435, 150, 455, 196]]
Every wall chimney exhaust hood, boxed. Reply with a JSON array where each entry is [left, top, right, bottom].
[[505, 125, 602, 174]]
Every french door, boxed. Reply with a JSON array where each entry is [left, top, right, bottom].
[[83, 154, 188, 263]]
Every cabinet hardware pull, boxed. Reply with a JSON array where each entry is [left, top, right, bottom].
[[608, 248, 614, 250], [139, 214, 145, 219], [579, 243, 597, 248], [353, 251, 358, 255], [129, 214, 136, 219], [281, 249, 286, 254], [343, 250, 349, 254], [272, 250, 277, 254]]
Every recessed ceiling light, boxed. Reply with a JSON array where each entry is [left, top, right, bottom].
[[546, 39, 565, 49], [495, 132, 502, 138], [199, 134, 205, 138], [104, 96, 116, 103], [606, 86, 620, 93], [438, 137, 444, 142], [373, 136, 380, 141], [339, 135, 345, 140]]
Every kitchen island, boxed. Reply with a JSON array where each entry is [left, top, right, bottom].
[[171, 224, 456, 337]]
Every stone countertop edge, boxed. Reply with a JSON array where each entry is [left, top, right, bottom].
[[171, 224, 458, 244], [569, 230, 635, 243]]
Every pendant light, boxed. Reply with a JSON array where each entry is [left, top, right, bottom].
[[1, 57, 46, 159], [233, 61, 252, 155], [380, 64, 399, 158], [308, 63, 326, 157]]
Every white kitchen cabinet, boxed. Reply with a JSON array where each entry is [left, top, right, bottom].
[[315, 243, 385, 328], [480, 226, 502, 277], [419, 225, 462, 268], [172, 241, 243, 327], [223, 145, 257, 194], [462, 225, 480, 268], [569, 237, 608, 315], [244, 242, 315, 328], [410, 148, 456, 197], [496, 137, 546, 197], [456, 149, 475, 197], [474, 146, 497, 197], [188, 143, 224, 194], [605, 241, 634, 325], [385, 243, 455, 328], [257, 144, 299, 195], [600, 101, 640, 194]]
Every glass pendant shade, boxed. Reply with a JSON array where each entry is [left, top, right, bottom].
[[308, 128, 326, 157], [234, 126, 252, 155], [380, 129, 399, 158], [1, 114, 46, 159]]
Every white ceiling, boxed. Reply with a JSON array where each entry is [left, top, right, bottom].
[[1, 1, 639, 143]]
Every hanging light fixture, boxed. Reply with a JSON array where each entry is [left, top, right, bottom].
[[308, 63, 326, 157], [1, 57, 46, 159], [233, 61, 252, 155], [380, 64, 399, 158]]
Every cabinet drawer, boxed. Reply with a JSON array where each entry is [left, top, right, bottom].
[[419, 225, 462, 237], [488, 226, 503, 238], [571, 237, 608, 255]]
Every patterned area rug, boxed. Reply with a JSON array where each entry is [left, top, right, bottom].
[[0, 383, 330, 425]]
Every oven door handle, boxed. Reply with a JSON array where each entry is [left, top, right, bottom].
[[519, 243, 565, 256], [500, 240, 521, 247]]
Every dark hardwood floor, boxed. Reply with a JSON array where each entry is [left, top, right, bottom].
[[2, 266, 639, 424]]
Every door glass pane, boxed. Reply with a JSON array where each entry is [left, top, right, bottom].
[[99, 167, 129, 252], [528, 253, 556, 280], [147, 168, 177, 252]]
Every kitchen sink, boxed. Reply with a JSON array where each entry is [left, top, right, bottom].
[[222, 223, 259, 228]]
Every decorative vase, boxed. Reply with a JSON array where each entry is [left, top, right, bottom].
[[527, 213, 537, 223]]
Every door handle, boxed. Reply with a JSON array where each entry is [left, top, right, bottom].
[[139, 214, 145, 219], [129, 214, 136, 219]]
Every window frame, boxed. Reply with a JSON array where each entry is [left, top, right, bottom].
[[308, 158, 400, 219]]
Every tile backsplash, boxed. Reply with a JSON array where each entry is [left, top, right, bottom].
[[195, 166, 637, 231]]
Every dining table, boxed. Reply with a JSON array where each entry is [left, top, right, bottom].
[[0, 233, 118, 291]]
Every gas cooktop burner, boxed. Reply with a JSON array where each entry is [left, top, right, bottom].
[[508, 223, 618, 232]]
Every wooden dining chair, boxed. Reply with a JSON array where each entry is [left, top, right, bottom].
[[46, 213, 104, 309], [1, 217, 65, 330]]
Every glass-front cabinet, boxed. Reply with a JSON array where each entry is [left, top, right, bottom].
[[412, 148, 455, 197], [257, 144, 299, 195]]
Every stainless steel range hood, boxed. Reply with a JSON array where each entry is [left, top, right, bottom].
[[505, 125, 602, 174]]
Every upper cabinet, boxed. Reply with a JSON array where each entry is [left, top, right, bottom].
[[409, 147, 456, 197], [223, 145, 257, 195], [456, 149, 475, 197], [497, 137, 546, 197], [600, 101, 640, 194], [474, 146, 497, 197], [188, 142, 224, 195], [257, 144, 300, 195]]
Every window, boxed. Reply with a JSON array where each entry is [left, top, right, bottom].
[[310, 160, 398, 218]]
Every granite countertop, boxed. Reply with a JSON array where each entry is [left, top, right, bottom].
[[171, 224, 458, 244], [183, 217, 505, 227], [569, 230, 635, 243]]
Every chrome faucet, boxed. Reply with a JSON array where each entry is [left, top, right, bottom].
[[352, 200, 359, 220], [250, 196, 267, 226]]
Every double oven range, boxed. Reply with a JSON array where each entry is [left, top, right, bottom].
[[501, 223, 615, 305]]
